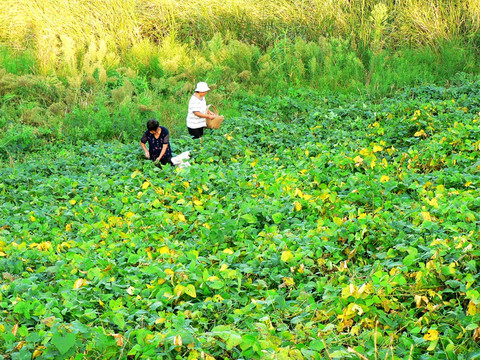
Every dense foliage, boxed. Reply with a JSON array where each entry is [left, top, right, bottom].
[[1, 79, 480, 359]]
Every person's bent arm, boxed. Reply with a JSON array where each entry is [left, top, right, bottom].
[[140, 142, 150, 158], [194, 111, 215, 120], [156, 144, 168, 162]]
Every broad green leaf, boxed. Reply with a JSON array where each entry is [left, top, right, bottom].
[[112, 313, 125, 330], [226, 332, 242, 350], [51, 332, 76, 355], [272, 213, 283, 224], [403, 254, 416, 267], [241, 214, 256, 224], [309, 339, 325, 351]]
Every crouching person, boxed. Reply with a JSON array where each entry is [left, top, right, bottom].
[[140, 119, 173, 167]]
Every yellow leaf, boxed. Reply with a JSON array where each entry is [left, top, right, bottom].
[[380, 175, 390, 183], [194, 200, 203, 206], [373, 145, 383, 153], [293, 201, 302, 212], [69, 199, 76, 205], [131, 170, 140, 179], [155, 317, 166, 324], [152, 199, 162, 208], [0, 251, 6, 257], [73, 278, 87, 289], [468, 301, 477, 316], [213, 294, 224, 302], [174, 284, 185, 296], [465, 181, 472, 187], [30, 215, 36, 222], [359, 148, 370, 156], [333, 217, 343, 226], [281, 251, 294, 262], [424, 329, 439, 341], [99, 299, 105, 307], [294, 188, 303, 198], [142, 181, 150, 190], [185, 284, 197, 298], [183, 181, 190, 188], [426, 198, 439, 208], [173, 335, 183, 346], [12, 323, 18, 335], [251, 158, 258, 167], [223, 248, 234, 254], [414, 130, 427, 137], [165, 268, 174, 276], [159, 246, 170, 255], [112, 334, 123, 347], [219, 264, 228, 271], [354, 156, 364, 164], [421, 212, 432, 221], [32, 346, 46, 358], [305, 149, 309, 156], [40, 316, 56, 327], [177, 213, 186, 222], [283, 277, 295, 287], [208, 276, 219, 281]]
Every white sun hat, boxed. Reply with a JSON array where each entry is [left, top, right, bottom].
[[195, 82, 210, 92]]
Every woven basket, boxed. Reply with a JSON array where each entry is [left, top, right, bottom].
[[206, 104, 224, 129]]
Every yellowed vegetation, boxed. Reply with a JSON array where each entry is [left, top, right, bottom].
[[0, 0, 478, 77]]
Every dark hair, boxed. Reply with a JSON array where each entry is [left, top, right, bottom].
[[147, 119, 159, 132]]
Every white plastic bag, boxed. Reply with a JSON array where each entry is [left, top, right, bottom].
[[171, 151, 191, 168]]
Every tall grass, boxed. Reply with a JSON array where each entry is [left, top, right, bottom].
[[0, 0, 479, 78]]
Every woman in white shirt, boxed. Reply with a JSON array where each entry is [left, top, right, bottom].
[[186, 82, 216, 139]]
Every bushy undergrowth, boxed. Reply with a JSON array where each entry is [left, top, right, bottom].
[[1, 37, 479, 162], [1, 80, 479, 359]]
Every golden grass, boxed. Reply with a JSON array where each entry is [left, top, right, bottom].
[[0, 0, 478, 76]]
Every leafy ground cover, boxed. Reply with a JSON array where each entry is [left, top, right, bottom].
[[1, 80, 480, 359]]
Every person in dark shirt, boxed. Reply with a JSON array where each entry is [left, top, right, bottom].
[[140, 119, 173, 167]]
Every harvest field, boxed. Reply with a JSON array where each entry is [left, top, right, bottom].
[[1, 0, 480, 359], [1, 80, 480, 359]]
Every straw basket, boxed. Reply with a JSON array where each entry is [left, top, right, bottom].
[[206, 104, 224, 129]]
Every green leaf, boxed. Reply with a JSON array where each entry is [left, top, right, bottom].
[[272, 213, 283, 224], [426, 338, 439, 351], [467, 350, 480, 360], [226, 332, 242, 350], [329, 350, 351, 358], [51, 332, 76, 355], [112, 313, 125, 330], [309, 339, 325, 351], [465, 323, 478, 331], [403, 254, 416, 267], [241, 214, 256, 224]]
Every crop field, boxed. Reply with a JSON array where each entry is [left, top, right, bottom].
[[1, 80, 480, 359]]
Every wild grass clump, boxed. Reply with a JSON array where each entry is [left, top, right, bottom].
[[1, 0, 479, 78]]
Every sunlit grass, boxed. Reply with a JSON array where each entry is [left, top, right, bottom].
[[0, 0, 478, 77]]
